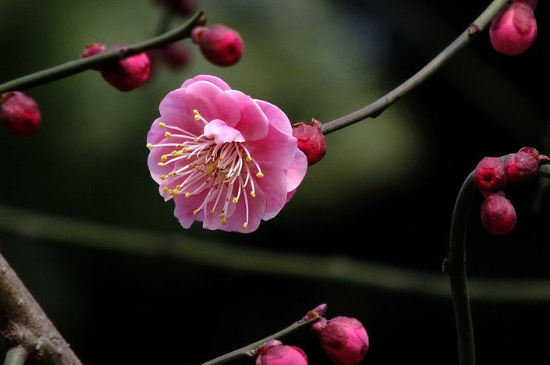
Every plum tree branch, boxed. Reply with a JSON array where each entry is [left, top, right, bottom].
[[321, 0, 509, 135]]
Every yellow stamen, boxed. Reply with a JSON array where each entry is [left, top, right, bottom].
[[256, 172, 264, 178], [185, 192, 191, 198], [193, 209, 199, 216], [161, 155, 168, 162], [243, 222, 248, 229], [146, 143, 153, 148], [158, 162, 165, 167], [159, 122, 166, 128], [232, 197, 238, 204], [193, 109, 201, 121], [164, 132, 172, 138], [160, 175, 166, 180], [220, 218, 227, 225]]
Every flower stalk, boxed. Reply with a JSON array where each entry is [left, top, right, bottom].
[[0, 10, 204, 94]]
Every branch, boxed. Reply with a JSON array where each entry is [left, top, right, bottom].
[[0, 251, 83, 365], [0, 10, 204, 94], [443, 171, 477, 365], [200, 316, 320, 365], [321, 0, 509, 135]]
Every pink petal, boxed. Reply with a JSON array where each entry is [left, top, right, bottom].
[[204, 119, 245, 144], [285, 149, 308, 193], [182, 74, 232, 91], [256, 100, 293, 135], [185, 81, 241, 127], [158, 88, 203, 137], [225, 90, 269, 141]]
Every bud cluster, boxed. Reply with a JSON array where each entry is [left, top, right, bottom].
[[489, 1, 537, 55], [473, 147, 544, 235], [255, 305, 369, 365]]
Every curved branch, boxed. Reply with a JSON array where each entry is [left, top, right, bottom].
[[0, 11, 204, 94], [321, 0, 509, 135]]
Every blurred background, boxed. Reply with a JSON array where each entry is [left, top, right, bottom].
[[1, 0, 550, 364]]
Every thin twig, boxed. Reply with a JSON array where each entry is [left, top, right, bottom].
[[321, 0, 509, 135], [200, 317, 319, 365], [0, 10, 204, 94]]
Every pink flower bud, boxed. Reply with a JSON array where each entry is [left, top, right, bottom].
[[1, 91, 41, 136], [100, 50, 151, 92], [490, 3, 537, 56], [192, 24, 243, 66], [505, 150, 539, 184], [312, 317, 369, 365], [480, 194, 517, 235], [292, 119, 327, 166], [256, 340, 308, 365], [473, 157, 507, 193]]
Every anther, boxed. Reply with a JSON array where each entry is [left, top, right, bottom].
[[256, 172, 264, 178], [165, 132, 172, 138], [159, 122, 166, 128], [146, 143, 153, 148]]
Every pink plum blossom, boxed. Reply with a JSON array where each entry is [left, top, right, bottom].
[[146, 75, 308, 233]]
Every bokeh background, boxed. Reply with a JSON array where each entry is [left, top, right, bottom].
[[1, 0, 550, 364]]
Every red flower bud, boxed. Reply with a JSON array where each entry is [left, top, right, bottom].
[[312, 317, 369, 365], [473, 157, 507, 193], [505, 150, 539, 184], [1, 91, 41, 136], [102, 52, 151, 92], [192, 24, 243, 66], [292, 119, 327, 166], [480, 194, 517, 235], [256, 340, 308, 365], [80, 43, 107, 70], [490, 3, 537, 56]]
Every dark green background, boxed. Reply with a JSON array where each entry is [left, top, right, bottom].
[[1, 1, 550, 364]]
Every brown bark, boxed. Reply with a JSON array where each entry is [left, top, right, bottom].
[[0, 252, 83, 365]]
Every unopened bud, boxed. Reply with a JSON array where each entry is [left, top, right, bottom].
[[312, 316, 369, 365], [80, 43, 107, 70], [192, 24, 243, 66], [480, 193, 517, 235], [473, 157, 507, 193], [256, 340, 308, 365], [490, 3, 537, 56], [292, 119, 326, 166], [1, 91, 41, 136], [505, 149, 539, 184]]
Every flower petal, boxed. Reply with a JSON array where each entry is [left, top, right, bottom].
[[204, 119, 245, 144], [225, 90, 269, 141], [182, 74, 232, 91]]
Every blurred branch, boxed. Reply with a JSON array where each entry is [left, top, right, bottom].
[[321, 0, 509, 135], [2, 203, 550, 302], [0, 252, 83, 365], [0, 10, 204, 94]]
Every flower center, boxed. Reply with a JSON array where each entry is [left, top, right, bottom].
[[147, 110, 264, 229]]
